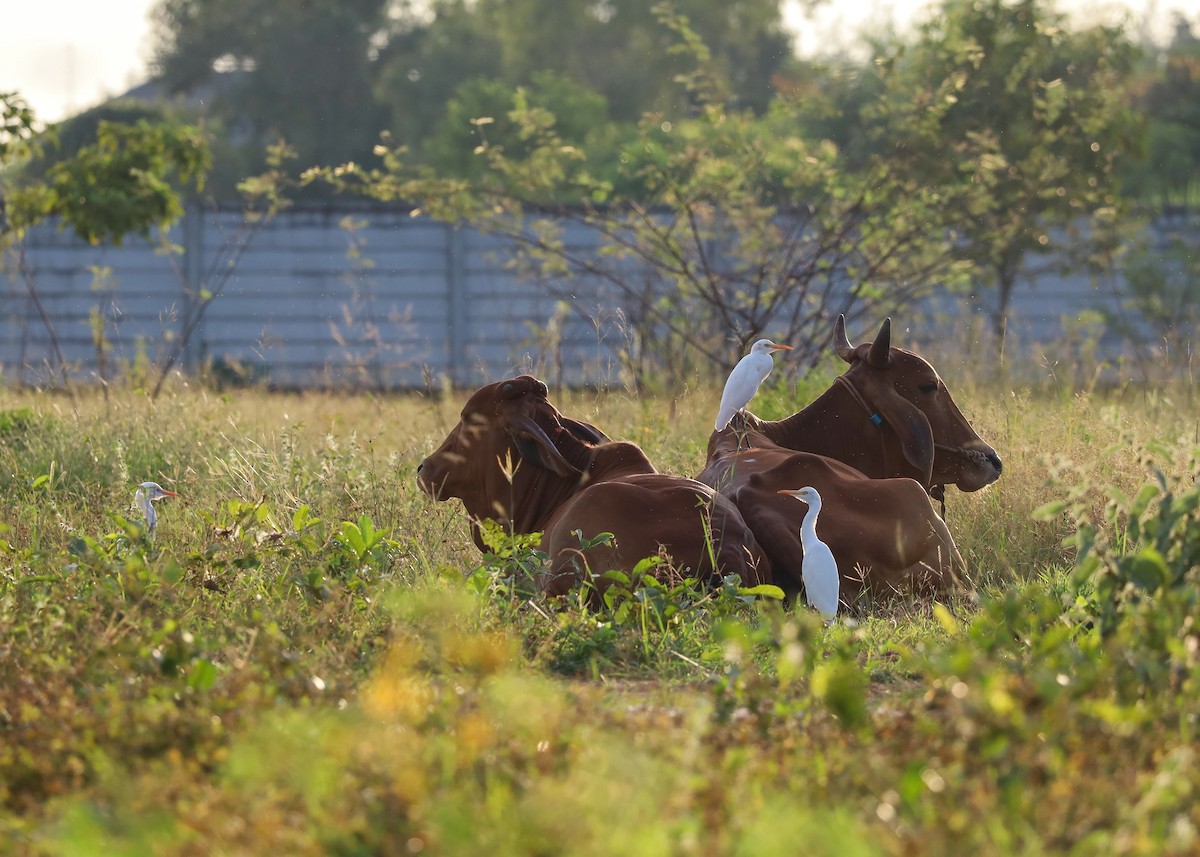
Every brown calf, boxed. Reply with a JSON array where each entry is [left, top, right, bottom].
[[418, 375, 768, 596]]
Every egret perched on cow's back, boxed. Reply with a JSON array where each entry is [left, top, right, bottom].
[[777, 486, 840, 619], [715, 339, 793, 431], [134, 481, 179, 531]]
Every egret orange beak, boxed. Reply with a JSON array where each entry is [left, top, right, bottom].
[[769, 344, 793, 351], [162, 490, 180, 498]]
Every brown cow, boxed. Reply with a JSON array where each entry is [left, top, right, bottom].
[[417, 375, 769, 597], [710, 315, 1002, 493], [717, 446, 965, 598], [696, 316, 996, 598]]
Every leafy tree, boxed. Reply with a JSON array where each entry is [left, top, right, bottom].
[[2, 102, 210, 387], [1101, 236, 1200, 384], [1, 92, 64, 381], [773, 55, 887, 171], [0, 92, 43, 170], [149, 0, 389, 194], [3, 93, 296, 396], [313, 5, 967, 389], [871, 0, 1140, 343], [9, 120, 209, 245], [1122, 16, 1200, 207], [427, 71, 615, 180], [372, 0, 505, 164], [374, 0, 792, 159]]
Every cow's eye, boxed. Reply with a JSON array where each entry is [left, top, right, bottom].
[[918, 382, 938, 394]]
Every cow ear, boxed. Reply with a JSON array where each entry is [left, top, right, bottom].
[[561, 417, 609, 445], [871, 388, 934, 484], [508, 413, 581, 478]]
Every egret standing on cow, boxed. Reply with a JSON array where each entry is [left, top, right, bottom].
[[134, 481, 179, 532], [778, 486, 840, 619], [715, 339, 793, 432]]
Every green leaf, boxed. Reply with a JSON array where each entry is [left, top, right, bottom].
[[187, 659, 218, 691], [1129, 484, 1160, 518], [338, 522, 366, 556], [631, 555, 661, 576], [1144, 441, 1173, 461], [1032, 499, 1068, 520], [811, 660, 867, 728], [292, 505, 320, 532], [932, 602, 961, 636], [1125, 548, 1169, 591], [739, 583, 785, 600], [162, 559, 185, 585]]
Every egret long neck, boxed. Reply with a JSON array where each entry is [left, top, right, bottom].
[[136, 489, 157, 529], [801, 498, 821, 543]]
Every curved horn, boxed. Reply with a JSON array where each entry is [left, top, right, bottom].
[[833, 314, 856, 363], [867, 318, 892, 368], [508, 412, 581, 478]]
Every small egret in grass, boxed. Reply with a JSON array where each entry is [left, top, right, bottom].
[[715, 339, 793, 432], [777, 485, 840, 619], [135, 481, 179, 531]]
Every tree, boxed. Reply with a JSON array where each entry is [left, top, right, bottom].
[[12, 120, 209, 246], [3, 93, 296, 396], [149, 0, 389, 194], [1, 92, 67, 383], [425, 71, 615, 180], [873, 0, 1140, 343], [2, 105, 210, 388], [1101, 236, 1200, 385], [373, 0, 792, 159], [313, 5, 968, 389], [1122, 16, 1200, 207]]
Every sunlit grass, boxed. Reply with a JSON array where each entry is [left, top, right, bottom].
[[1, 376, 1197, 855]]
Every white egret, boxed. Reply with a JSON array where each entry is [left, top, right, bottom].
[[777, 486, 840, 619], [134, 481, 179, 530], [714, 339, 793, 432]]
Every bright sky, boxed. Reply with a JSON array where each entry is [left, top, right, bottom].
[[2, 0, 1199, 124]]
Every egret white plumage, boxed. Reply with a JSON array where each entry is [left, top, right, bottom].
[[777, 486, 840, 618], [134, 481, 179, 530], [714, 339, 793, 432]]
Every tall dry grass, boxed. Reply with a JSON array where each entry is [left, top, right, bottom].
[[2, 370, 1196, 585]]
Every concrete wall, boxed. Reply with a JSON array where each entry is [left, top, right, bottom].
[[2, 203, 1193, 388]]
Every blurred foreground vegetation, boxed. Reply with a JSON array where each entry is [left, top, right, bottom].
[[0, 373, 1197, 855]]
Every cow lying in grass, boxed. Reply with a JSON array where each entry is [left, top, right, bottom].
[[698, 316, 1000, 598], [418, 375, 768, 597], [706, 316, 1003, 494], [715, 447, 966, 597]]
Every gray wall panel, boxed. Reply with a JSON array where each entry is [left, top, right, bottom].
[[3, 204, 1193, 388]]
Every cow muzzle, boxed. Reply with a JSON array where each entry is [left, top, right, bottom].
[[936, 442, 1002, 491], [415, 458, 442, 499]]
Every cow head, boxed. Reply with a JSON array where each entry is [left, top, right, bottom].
[[834, 316, 1002, 492], [416, 375, 613, 545]]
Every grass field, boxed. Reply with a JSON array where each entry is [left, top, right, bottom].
[[1, 370, 1197, 855]]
